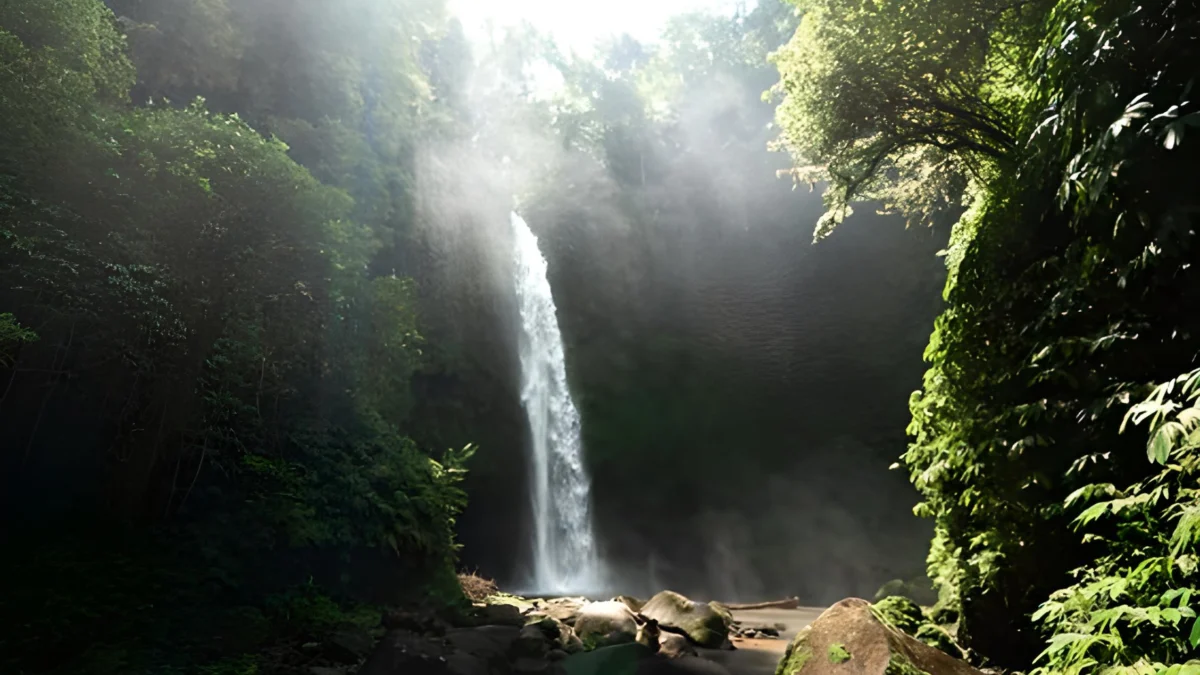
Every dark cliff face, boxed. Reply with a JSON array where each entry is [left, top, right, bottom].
[[523, 151, 949, 602], [430, 134, 949, 599]]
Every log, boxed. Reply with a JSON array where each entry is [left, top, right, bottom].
[[722, 597, 801, 610]]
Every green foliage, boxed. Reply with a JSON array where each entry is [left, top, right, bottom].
[[0, 312, 36, 365], [775, 630, 814, 675], [872, 596, 926, 635], [828, 642, 851, 663], [771, 0, 1049, 239], [873, 595, 962, 658], [914, 624, 961, 659], [885, 653, 930, 675], [0, 0, 135, 104], [0, 1, 472, 673], [1031, 369, 1200, 674], [778, 0, 1200, 668]]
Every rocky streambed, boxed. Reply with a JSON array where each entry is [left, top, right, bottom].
[[338, 590, 982, 675]]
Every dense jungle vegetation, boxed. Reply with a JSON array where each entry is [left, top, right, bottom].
[[3, 0, 1199, 674], [772, 0, 1200, 671], [0, 1, 485, 673]]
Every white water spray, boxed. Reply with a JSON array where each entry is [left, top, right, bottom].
[[511, 212, 602, 594]]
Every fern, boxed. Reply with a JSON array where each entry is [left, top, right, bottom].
[[1033, 369, 1200, 674]]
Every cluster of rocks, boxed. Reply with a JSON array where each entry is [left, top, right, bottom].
[[729, 622, 783, 640], [341, 590, 980, 675], [352, 590, 742, 675]]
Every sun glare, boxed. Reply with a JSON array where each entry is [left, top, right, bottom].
[[449, 0, 741, 54]]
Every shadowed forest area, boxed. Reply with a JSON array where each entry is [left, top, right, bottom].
[[1, 1, 1199, 674]]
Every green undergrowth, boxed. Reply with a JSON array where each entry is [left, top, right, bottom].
[[884, 653, 929, 675], [775, 627, 814, 675], [872, 596, 961, 658], [0, 526, 462, 675], [828, 643, 851, 663]]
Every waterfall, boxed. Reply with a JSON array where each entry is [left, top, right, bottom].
[[511, 212, 602, 594]]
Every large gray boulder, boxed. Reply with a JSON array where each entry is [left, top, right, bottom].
[[775, 598, 982, 675], [534, 597, 589, 626], [573, 601, 639, 644], [640, 591, 729, 648]]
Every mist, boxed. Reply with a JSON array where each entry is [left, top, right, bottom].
[[406, 5, 950, 602]]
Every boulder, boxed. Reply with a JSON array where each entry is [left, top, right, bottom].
[[574, 601, 639, 643], [512, 656, 560, 675], [561, 627, 585, 654], [708, 602, 734, 629], [613, 595, 646, 612], [357, 630, 450, 675], [658, 633, 696, 659], [526, 613, 583, 652], [485, 593, 537, 614], [514, 624, 552, 658], [640, 591, 729, 648], [473, 603, 526, 627], [444, 653, 489, 675], [444, 625, 521, 666], [774, 598, 983, 675], [561, 642, 656, 675], [635, 617, 661, 651], [540, 597, 589, 626]]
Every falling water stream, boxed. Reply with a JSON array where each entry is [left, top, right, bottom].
[[511, 212, 602, 594]]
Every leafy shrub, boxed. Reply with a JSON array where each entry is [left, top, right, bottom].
[[1032, 370, 1200, 674]]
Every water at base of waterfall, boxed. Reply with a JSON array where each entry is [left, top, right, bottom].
[[511, 212, 604, 595]]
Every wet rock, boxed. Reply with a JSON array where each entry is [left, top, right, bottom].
[[513, 656, 559, 675], [657, 633, 696, 659], [574, 601, 638, 643], [484, 593, 536, 613], [356, 629, 450, 675], [560, 642, 656, 675], [475, 603, 526, 627], [775, 598, 982, 675], [635, 616, 661, 651], [444, 653, 488, 675], [526, 614, 585, 653], [561, 626, 585, 654], [613, 595, 646, 613], [707, 602, 734, 629], [540, 597, 589, 626], [640, 592, 728, 648], [514, 624, 551, 658], [445, 625, 521, 664]]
